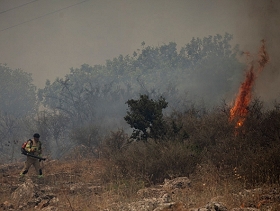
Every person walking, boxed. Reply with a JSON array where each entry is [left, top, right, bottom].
[[20, 133, 43, 178]]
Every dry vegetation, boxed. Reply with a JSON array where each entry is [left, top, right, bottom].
[[1, 99, 280, 210], [1, 158, 280, 210]]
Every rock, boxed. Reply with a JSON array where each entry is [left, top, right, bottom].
[[153, 202, 176, 211], [124, 192, 175, 211], [230, 208, 260, 211], [0, 200, 14, 210], [205, 201, 228, 211], [37, 199, 50, 209], [163, 177, 191, 190], [41, 206, 59, 211], [154, 202, 186, 211], [11, 178, 35, 208], [137, 188, 167, 199], [127, 198, 159, 211], [160, 193, 171, 203], [189, 201, 228, 211]]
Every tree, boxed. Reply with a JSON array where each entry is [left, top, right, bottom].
[[124, 94, 168, 142], [38, 64, 105, 126], [0, 64, 37, 117], [0, 64, 37, 161], [177, 33, 243, 106]]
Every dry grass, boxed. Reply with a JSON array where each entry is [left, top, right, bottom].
[[1, 157, 280, 211]]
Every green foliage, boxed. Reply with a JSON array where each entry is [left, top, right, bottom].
[[124, 94, 168, 141]]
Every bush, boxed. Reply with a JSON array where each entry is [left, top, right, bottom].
[[101, 98, 280, 187], [124, 94, 168, 142], [99, 129, 129, 159], [68, 124, 100, 158], [203, 99, 280, 187], [100, 135, 199, 185]]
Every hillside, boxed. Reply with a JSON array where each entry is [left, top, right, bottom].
[[1, 158, 279, 211]]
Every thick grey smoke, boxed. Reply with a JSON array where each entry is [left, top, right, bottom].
[[233, 0, 280, 106], [0, 0, 279, 105]]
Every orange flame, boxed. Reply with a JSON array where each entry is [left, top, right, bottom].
[[229, 40, 269, 128]]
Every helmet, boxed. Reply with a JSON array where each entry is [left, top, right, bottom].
[[33, 133, 40, 138]]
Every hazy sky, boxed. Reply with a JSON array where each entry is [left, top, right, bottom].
[[0, 0, 279, 102]]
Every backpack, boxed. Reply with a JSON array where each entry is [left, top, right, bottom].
[[21, 139, 32, 154]]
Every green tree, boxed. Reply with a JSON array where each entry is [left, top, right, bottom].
[[124, 94, 168, 142]]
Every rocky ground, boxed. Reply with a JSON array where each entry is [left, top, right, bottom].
[[0, 159, 280, 211]]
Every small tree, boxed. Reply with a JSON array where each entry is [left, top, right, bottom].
[[124, 94, 168, 142]]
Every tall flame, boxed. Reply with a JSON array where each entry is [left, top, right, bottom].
[[229, 40, 269, 128]]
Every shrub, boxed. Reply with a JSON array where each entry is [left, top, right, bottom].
[[124, 94, 168, 142], [100, 136, 199, 185]]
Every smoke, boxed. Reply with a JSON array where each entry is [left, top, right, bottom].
[[235, 0, 280, 106]]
